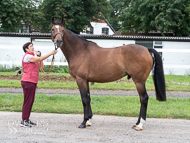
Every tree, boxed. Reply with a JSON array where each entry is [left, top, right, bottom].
[[107, 0, 125, 32], [38, 0, 110, 34], [118, 0, 190, 36], [0, 0, 41, 32]]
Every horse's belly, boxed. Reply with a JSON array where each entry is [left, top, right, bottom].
[[87, 69, 126, 83]]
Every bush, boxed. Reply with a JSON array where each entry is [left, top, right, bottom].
[[0, 65, 21, 72], [0, 65, 69, 73], [42, 65, 69, 73]]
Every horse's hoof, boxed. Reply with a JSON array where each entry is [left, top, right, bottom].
[[86, 119, 92, 126], [132, 125, 142, 131], [78, 124, 86, 128], [86, 122, 91, 126]]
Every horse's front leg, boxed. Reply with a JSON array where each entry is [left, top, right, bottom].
[[86, 81, 93, 126], [76, 77, 91, 128]]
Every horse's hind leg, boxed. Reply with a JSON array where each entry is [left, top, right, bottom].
[[76, 77, 92, 128], [133, 82, 149, 131]]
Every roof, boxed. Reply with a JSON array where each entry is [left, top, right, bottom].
[[1, 32, 190, 42], [91, 19, 106, 23], [104, 20, 115, 33], [113, 29, 175, 36]]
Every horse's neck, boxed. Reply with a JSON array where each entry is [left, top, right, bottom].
[[62, 32, 87, 64]]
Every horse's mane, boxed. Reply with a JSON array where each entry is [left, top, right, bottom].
[[65, 28, 96, 44], [53, 21, 96, 44]]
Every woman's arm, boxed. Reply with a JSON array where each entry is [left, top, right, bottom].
[[29, 50, 58, 63]]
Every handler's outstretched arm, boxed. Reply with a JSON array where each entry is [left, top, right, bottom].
[[29, 50, 58, 63]]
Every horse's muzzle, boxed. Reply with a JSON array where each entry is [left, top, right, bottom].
[[56, 39, 63, 47]]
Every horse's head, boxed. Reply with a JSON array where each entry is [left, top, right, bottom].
[[51, 17, 64, 48]]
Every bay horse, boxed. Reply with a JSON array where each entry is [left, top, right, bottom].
[[51, 18, 166, 131]]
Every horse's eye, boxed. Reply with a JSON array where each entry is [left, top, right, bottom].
[[52, 29, 54, 31]]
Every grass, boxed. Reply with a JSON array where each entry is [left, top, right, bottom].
[[0, 77, 189, 91], [0, 72, 190, 91], [164, 75, 190, 83], [0, 72, 70, 76], [0, 93, 189, 119]]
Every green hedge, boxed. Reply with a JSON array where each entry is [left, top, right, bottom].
[[0, 65, 69, 73]]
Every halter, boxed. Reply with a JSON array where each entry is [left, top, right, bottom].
[[39, 31, 63, 74], [52, 32, 63, 42]]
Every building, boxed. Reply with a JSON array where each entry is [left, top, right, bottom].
[[80, 19, 115, 35], [0, 32, 190, 75]]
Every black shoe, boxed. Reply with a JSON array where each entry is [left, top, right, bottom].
[[27, 119, 36, 126], [20, 120, 32, 127]]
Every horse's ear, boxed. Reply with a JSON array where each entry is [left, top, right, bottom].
[[60, 17, 64, 25], [52, 17, 55, 24]]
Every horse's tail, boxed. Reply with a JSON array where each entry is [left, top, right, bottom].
[[148, 48, 166, 101]]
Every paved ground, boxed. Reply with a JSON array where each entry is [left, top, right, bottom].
[[0, 88, 190, 142], [0, 111, 190, 143], [0, 88, 190, 98]]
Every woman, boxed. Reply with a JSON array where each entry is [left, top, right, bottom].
[[20, 42, 57, 127]]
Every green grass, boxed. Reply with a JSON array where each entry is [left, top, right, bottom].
[[0, 79, 189, 91], [165, 75, 190, 83], [0, 94, 189, 119], [0, 72, 70, 76], [0, 72, 15, 75], [0, 72, 190, 91]]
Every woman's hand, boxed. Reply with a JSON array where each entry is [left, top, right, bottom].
[[51, 50, 58, 55], [35, 51, 41, 57]]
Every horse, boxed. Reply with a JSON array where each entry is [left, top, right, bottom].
[[51, 18, 166, 131]]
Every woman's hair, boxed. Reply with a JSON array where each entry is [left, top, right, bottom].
[[22, 42, 33, 53]]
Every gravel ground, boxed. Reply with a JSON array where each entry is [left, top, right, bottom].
[[0, 88, 190, 98], [0, 111, 190, 143], [0, 88, 190, 142]]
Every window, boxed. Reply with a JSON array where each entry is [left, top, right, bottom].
[[155, 41, 162, 45], [86, 27, 93, 34], [135, 41, 163, 59], [135, 41, 153, 49], [154, 46, 162, 48], [102, 27, 109, 35], [154, 41, 163, 58], [21, 24, 30, 33]]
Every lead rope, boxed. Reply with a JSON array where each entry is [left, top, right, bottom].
[[39, 43, 58, 74]]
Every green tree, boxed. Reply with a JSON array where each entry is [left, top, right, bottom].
[[108, 0, 125, 32], [118, 0, 190, 36], [38, 0, 110, 34], [0, 0, 41, 32]]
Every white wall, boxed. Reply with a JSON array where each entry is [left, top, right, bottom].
[[0, 37, 65, 68], [162, 41, 190, 75], [0, 37, 30, 67], [0, 36, 190, 75], [88, 39, 135, 48]]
